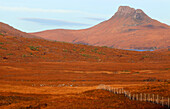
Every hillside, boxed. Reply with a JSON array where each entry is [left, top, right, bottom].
[[32, 6, 170, 50], [0, 31, 170, 63], [0, 22, 40, 38]]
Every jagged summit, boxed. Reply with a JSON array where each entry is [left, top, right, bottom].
[[115, 6, 145, 16], [117, 6, 135, 15], [110, 6, 152, 26]]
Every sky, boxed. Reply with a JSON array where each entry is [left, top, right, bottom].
[[0, 0, 170, 33]]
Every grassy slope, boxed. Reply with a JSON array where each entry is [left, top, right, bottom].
[[0, 34, 169, 63]]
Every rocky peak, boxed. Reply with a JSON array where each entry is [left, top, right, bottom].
[[117, 6, 135, 15], [110, 6, 151, 26], [115, 6, 146, 17]]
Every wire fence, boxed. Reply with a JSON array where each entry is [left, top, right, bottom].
[[97, 84, 170, 108]]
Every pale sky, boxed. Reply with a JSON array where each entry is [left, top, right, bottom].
[[0, 0, 170, 33]]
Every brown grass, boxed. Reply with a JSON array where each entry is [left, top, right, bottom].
[[0, 35, 169, 108]]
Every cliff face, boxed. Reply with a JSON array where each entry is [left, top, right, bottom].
[[32, 6, 170, 49]]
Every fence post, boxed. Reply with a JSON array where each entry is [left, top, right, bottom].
[[148, 94, 150, 102], [140, 93, 142, 101], [153, 94, 154, 103], [129, 93, 131, 99], [162, 97, 164, 106], [101, 86, 168, 108], [157, 95, 159, 104], [168, 98, 169, 108], [136, 94, 138, 101]]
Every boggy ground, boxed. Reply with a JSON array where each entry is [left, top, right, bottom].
[[0, 62, 169, 109], [0, 34, 170, 108]]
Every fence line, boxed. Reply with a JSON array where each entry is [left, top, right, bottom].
[[97, 84, 170, 108]]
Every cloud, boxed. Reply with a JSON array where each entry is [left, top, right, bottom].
[[21, 18, 90, 27], [84, 17, 106, 21], [0, 6, 80, 13], [0, 6, 111, 17]]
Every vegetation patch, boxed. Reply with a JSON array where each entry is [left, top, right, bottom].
[[63, 49, 68, 52], [122, 70, 130, 72], [0, 42, 4, 45], [22, 55, 26, 57], [102, 46, 108, 48], [81, 54, 91, 58], [95, 56, 99, 59], [94, 48, 98, 51], [98, 52, 105, 55], [62, 41, 69, 44], [73, 49, 76, 51], [165, 68, 170, 70], [91, 48, 98, 53], [142, 55, 149, 58], [80, 48, 85, 52], [134, 72, 140, 74], [7, 53, 13, 55], [0, 33, 4, 36], [0, 46, 7, 50], [29, 46, 39, 51]]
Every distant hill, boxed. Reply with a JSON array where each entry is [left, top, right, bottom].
[[0, 22, 40, 38], [32, 6, 170, 50]]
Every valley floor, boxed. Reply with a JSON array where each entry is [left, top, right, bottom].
[[0, 62, 169, 109]]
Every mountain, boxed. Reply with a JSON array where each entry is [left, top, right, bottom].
[[32, 6, 170, 49], [0, 22, 40, 38]]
